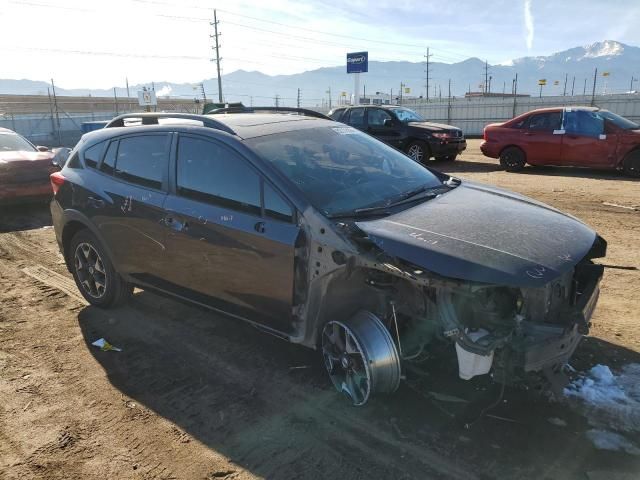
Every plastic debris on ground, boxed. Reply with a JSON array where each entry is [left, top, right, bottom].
[[91, 338, 122, 352]]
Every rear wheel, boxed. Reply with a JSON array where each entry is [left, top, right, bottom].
[[321, 311, 401, 406], [406, 140, 430, 164], [69, 229, 132, 308], [500, 146, 526, 172], [623, 150, 640, 177]]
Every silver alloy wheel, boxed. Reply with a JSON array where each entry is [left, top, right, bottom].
[[407, 143, 424, 162], [322, 311, 401, 406], [74, 242, 107, 299]]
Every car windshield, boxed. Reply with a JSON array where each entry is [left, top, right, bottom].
[[246, 125, 444, 216], [0, 132, 36, 152], [393, 108, 424, 123], [598, 110, 639, 130]]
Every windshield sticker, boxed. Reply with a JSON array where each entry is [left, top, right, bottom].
[[331, 126, 358, 135]]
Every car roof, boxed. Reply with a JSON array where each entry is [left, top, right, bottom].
[[0, 127, 18, 134], [80, 112, 335, 144], [527, 106, 600, 115]]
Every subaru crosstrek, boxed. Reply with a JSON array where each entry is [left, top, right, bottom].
[[50, 108, 606, 405]]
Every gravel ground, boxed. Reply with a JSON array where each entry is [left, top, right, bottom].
[[1, 139, 639, 479]]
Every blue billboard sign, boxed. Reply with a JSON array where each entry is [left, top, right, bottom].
[[347, 51, 368, 74]]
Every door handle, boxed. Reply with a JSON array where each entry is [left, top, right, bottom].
[[254, 221, 266, 233], [87, 196, 105, 208]]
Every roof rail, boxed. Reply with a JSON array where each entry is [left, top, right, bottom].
[[208, 106, 331, 120], [104, 112, 236, 135]]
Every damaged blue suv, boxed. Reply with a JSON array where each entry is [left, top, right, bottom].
[[50, 108, 606, 406]]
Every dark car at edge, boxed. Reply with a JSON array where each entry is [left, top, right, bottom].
[[50, 108, 605, 406], [328, 105, 466, 163]]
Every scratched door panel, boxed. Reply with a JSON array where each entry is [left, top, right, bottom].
[[92, 134, 170, 278]]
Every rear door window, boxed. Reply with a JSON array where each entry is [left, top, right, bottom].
[[177, 136, 261, 215], [528, 112, 562, 131], [329, 109, 345, 121], [114, 135, 170, 190], [100, 140, 118, 174]]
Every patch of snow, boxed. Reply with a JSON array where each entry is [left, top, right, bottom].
[[586, 429, 640, 455], [565, 364, 640, 433], [582, 40, 624, 59]]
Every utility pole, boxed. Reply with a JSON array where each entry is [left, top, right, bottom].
[[438, 85, 442, 101], [424, 47, 432, 102], [488, 75, 492, 95], [296, 88, 301, 108], [50, 79, 62, 145], [275, 94, 280, 107], [210, 9, 223, 102], [591, 67, 598, 106], [390, 88, 393, 105], [200, 83, 207, 102], [447, 79, 452, 124], [399, 82, 404, 104], [630, 76, 638, 92], [327, 87, 332, 108], [484, 60, 489, 95], [583, 78, 587, 96], [363, 84, 366, 102], [512, 73, 518, 118], [571, 76, 575, 96], [126, 77, 130, 98], [563, 73, 568, 96], [502, 81, 506, 95], [113, 87, 119, 115]]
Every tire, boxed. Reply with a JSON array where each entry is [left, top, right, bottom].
[[69, 229, 132, 308], [435, 155, 457, 162], [622, 150, 640, 177], [499, 146, 526, 172], [406, 140, 430, 164]]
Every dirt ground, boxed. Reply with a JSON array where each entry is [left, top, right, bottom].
[[1, 139, 639, 480]]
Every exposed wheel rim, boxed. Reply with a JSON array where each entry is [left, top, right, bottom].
[[407, 144, 424, 162], [74, 242, 107, 299], [322, 321, 372, 406], [322, 312, 401, 406]]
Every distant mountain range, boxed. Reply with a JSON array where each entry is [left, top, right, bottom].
[[2, 40, 639, 107]]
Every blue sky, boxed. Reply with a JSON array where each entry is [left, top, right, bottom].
[[1, 0, 639, 88]]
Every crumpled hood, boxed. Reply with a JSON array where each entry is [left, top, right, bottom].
[[406, 121, 461, 132], [356, 181, 597, 287]]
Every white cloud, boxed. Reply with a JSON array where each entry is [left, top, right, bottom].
[[156, 85, 173, 97], [524, 0, 534, 50]]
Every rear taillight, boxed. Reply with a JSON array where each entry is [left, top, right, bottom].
[[50, 171, 65, 195]]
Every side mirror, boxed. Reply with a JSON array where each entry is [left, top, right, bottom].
[[383, 118, 395, 127], [36, 145, 49, 152], [51, 147, 71, 168]]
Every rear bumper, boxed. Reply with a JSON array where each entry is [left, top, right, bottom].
[[0, 182, 52, 204], [429, 139, 466, 157]]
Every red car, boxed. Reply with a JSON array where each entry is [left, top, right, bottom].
[[0, 128, 59, 204], [480, 107, 640, 176]]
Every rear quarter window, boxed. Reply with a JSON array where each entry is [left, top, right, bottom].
[[83, 142, 105, 169]]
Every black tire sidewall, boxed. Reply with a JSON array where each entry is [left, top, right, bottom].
[[500, 147, 526, 172], [69, 229, 122, 307], [623, 150, 640, 177]]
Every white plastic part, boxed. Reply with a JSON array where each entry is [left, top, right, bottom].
[[455, 329, 494, 380]]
